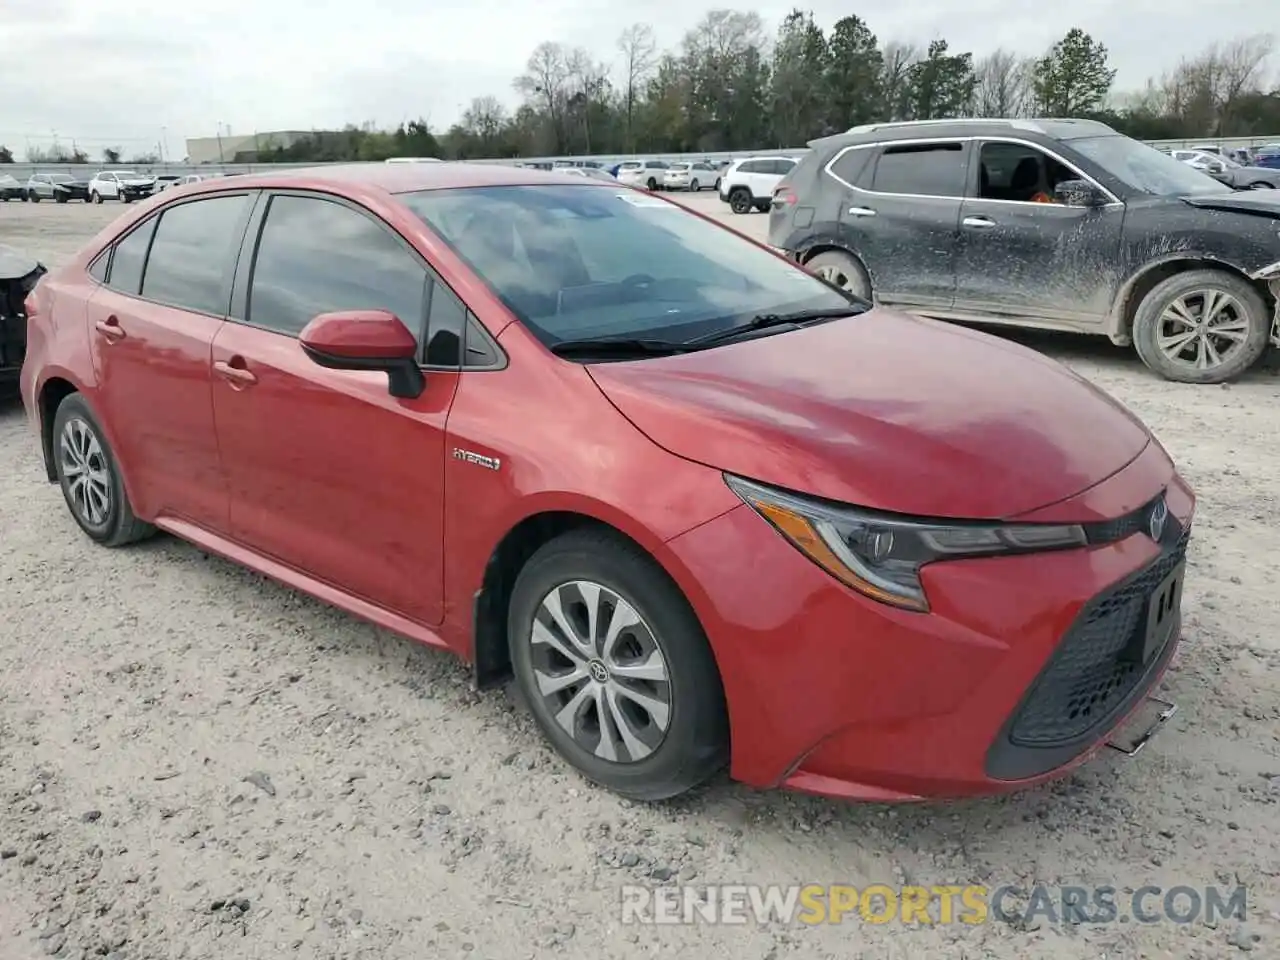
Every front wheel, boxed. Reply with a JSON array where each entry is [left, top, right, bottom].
[[1131, 269, 1270, 384], [508, 528, 728, 801], [690, 179, 700, 192], [52, 394, 155, 547], [645, 177, 657, 191], [29, 191, 40, 203], [91, 191, 102, 204]]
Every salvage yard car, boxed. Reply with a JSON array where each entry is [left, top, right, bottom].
[[1, 246, 46, 391], [27, 172, 93, 203], [770, 118, 1280, 384], [0, 174, 24, 201], [88, 170, 157, 203], [21, 162, 1194, 802]]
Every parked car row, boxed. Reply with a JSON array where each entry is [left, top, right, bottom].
[[9, 170, 232, 204], [1166, 149, 1280, 189], [766, 118, 1280, 385]]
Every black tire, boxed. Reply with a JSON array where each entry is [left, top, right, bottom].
[[728, 188, 752, 214], [1249, 181, 1274, 189], [508, 528, 728, 801], [753, 200, 771, 213], [91, 191, 102, 204], [714, 177, 721, 192], [122, 195, 132, 204], [804, 249, 873, 301], [29, 191, 40, 203], [56, 194, 68, 204], [645, 177, 657, 191], [51, 394, 155, 547], [690, 178, 700, 192], [1132, 269, 1270, 384]]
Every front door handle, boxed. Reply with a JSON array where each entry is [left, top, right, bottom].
[[847, 206, 877, 217], [963, 215, 996, 228], [94, 316, 126, 342], [214, 359, 258, 388]]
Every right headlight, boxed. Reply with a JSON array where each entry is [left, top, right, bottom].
[[725, 475, 1088, 613]]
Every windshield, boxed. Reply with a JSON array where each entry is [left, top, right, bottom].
[[619, 162, 642, 170], [401, 184, 854, 348], [1070, 136, 1232, 197], [669, 164, 690, 172]]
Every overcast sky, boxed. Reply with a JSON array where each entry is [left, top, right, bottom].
[[1, 0, 1273, 159]]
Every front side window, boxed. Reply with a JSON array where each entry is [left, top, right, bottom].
[[976, 142, 1076, 203], [105, 219, 156, 295], [141, 195, 249, 314], [246, 194, 428, 340], [871, 142, 967, 197], [402, 184, 854, 348], [1069, 135, 1231, 197]]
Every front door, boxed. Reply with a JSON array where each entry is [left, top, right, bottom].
[[210, 192, 461, 626], [838, 140, 970, 308], [85, 193, 252, 527], [953, 139, 1125, 325]]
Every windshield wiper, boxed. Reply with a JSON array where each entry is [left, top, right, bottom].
[[683, 307, 860, 348], [549, 336, 691, 358]]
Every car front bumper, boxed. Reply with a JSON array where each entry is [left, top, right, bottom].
[[665, 440, 1195, 800]]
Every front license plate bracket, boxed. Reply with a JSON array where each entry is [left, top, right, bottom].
[[1106, 696, 1178, 757]]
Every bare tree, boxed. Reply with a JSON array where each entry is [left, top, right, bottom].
[[1158, 33, 1275, 135], [566, 48, 612, 152], [514, 41, 573, 151], [972, 49, 1035, 117], [617, 23, 657, 150], [879, 41, 919, 121], [462, 96, 508, 143]]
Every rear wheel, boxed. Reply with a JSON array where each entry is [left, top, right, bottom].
[[52, 394, 155, 547], [1249, 181, 1274, 189], [728, 188, 752, 214], [1132, 269, 1270, 384], [508, 528, 728, 801], [805, 249, 873, 301]]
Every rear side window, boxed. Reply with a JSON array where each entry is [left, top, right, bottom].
[[828, 147, 873, 188], [247, 194, 428, 340], [871, 143, 967, 197], [770, 159, 796, 175], [141, 195, 250, 315], [738, 160, 765, 174], [105, 219, 156, 295]]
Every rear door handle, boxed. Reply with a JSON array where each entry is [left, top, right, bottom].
[[847, 206, 877, 217], [963, 215, 996, 228], [94, 316, 126, 342], [214, 358, 258, 387]]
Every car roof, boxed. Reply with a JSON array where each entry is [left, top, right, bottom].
[[816, 117, 1118, 149], [178, 162, 621, 196]]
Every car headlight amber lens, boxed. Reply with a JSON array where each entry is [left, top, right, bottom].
[[725, 475, 1087, 612]]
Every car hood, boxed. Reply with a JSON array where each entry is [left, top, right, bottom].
[[586, 309, 1152, 520], [55, 179, 90, 188], [1182, 192, 1280, 217]]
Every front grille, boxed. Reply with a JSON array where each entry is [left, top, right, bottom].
[[1007, 524, 1189, 747], [1082, 491, 1164, 544]]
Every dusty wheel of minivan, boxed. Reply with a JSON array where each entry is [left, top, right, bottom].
[[728, 188, 752, 214], [1132, 269, 1270, 384], [805, 250, 873, 301], [508, 528, 729, 801], [52, 394, 155, 547]]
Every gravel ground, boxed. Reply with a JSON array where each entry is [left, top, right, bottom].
[[2, 194, 1279, 960]]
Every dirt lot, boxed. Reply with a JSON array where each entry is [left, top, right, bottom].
[[1, 194, 1279, 960]]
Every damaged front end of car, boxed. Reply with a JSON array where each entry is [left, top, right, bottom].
[[1251, 259, 1280, 348], [0, 245, 47, 386]]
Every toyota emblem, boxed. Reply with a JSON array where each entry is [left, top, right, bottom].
[[1148, 497, 1168, 542]]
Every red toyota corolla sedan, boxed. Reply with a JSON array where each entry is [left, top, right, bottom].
[[20, 163, 1194, 802]]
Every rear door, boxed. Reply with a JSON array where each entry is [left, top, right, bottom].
[[85, 192, 254, 527], [837, 139, 970, 308], [953, 138, 1124, 326]]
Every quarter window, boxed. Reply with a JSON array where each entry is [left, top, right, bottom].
[[828, 147, 873, 188], [246, 194, 429, 341], [105, 219, 156, 295], [871, 142, 967, 197], [141, 195, 249, 314]]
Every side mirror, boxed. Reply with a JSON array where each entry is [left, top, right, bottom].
[[299, 309, 425, 399], [1053, 179, 1106, 208]]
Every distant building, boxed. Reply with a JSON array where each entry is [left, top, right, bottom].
[[184, 130, 321, 164]]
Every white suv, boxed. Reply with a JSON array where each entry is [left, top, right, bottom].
[[718, 156, 799, 214], [88, 170, 157, 204], [616, 159, 669, 191]]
